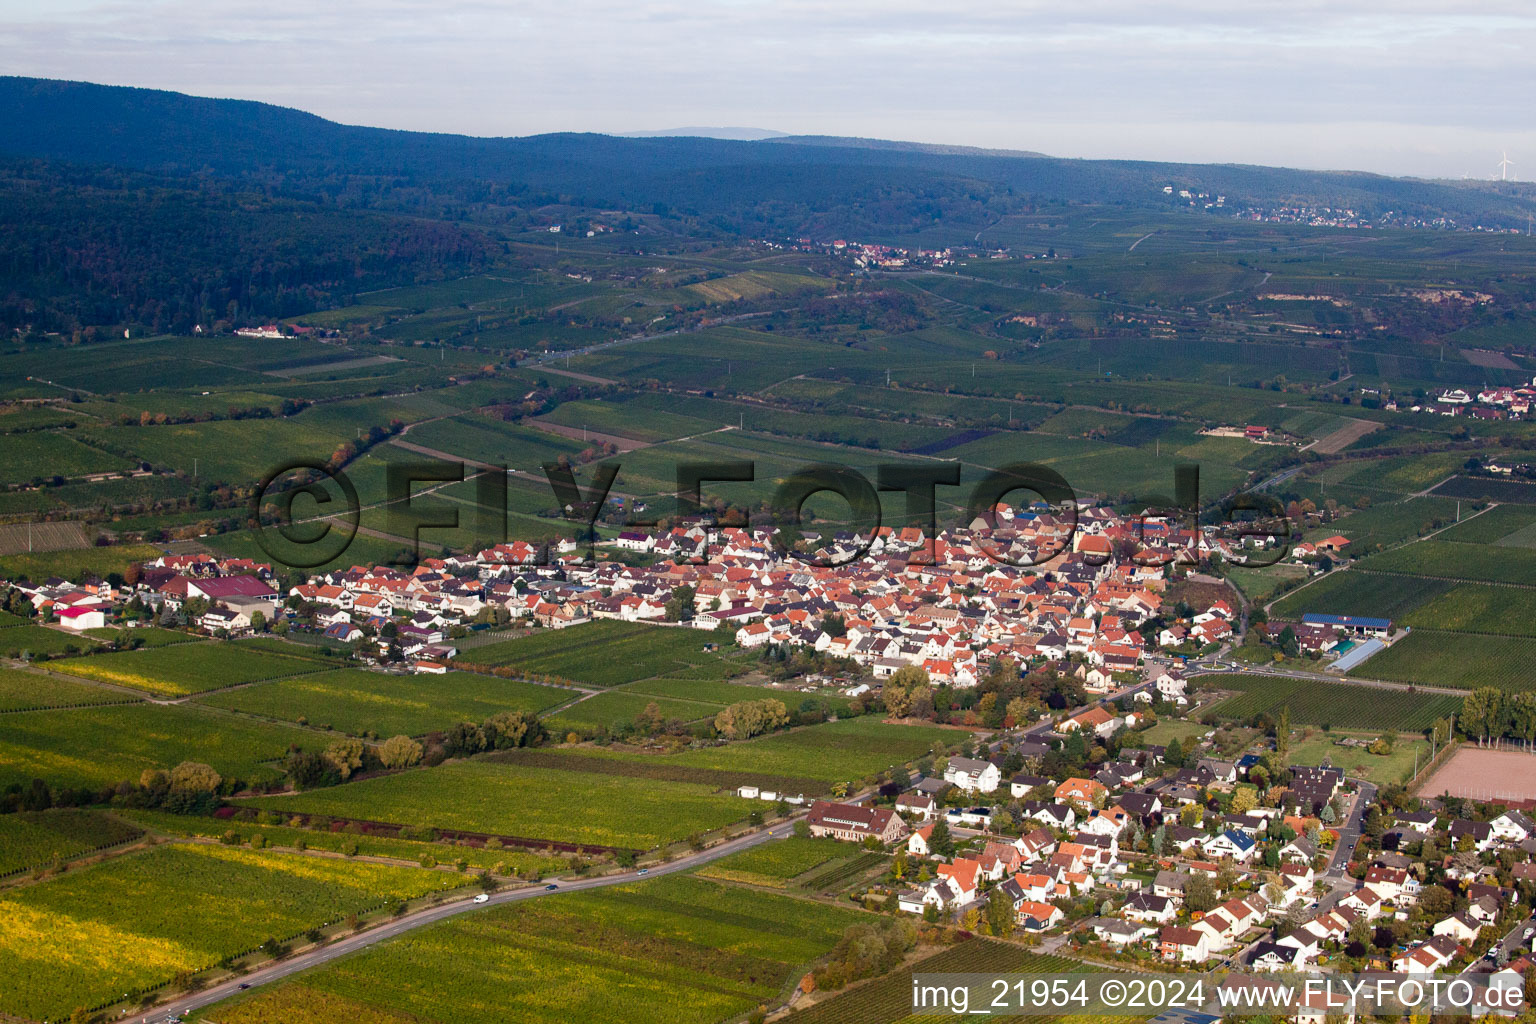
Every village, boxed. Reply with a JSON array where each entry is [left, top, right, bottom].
[[5, 499, 1535, 1008]]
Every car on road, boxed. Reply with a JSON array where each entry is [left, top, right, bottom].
[[473, 893, 489, 904], [545, 883, 559, 890], [636, 868, 648, 875], [237, 983, 250, 990]]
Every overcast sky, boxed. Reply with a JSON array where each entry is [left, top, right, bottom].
[[2, 0, 1532, 179]]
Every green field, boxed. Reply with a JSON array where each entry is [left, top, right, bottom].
[[786, 941, 1087, 1024], [1434, 504, 1536, 545], [1364, 539, 1536, 586], [544, 690, 719, 732], [1203, 674, 1462, 731], [611, 717, 955, 785], [202, 874, 865, 1024], [696, 837, 856, 888], [196, 669, 572, 736], [455, 621, 744, 686], [245, 758, 749, 849], [0, 665, 137, 711], [52, 641, 327, 697], [83, 625, 199, 647], [121, 810, 564, 878], [0, 809, 144, 877], [0, 622, 101, 657], [1269, 569, 1451, 621], [0, 702, 320, 789], [1398, 582, 1536, 638], [1288, 730, 1430, 784], [621, 676, 854, 713], [0, 842, 469, 1021], [1350, 630, 1536, 692], [0, 543, 164, 582]]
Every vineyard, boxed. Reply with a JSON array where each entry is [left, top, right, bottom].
[[490, 747, 831, 796], [645, 717, 955, 784], [1349, 630, 1536, 692], [786, 941, 1090, 1024], [1364, 539, 1536, 587], [205, 875, 864, 1024], [0, 809, 144, 877], [543, 690, 719, 732], [621, 676, 854, 713], [800, 852, 888, 893], [0, 842, 470, 1021], [1203, 674, 1462, 731], [0, 665, 137, 712], [0, 702, 320, 790], [1399, 583, 1536, 638], [245, 758, 749, 849], [122, 810, 564, 878], [0, 623, 100, 657], [1269, 569, 1449, 621], [697, 838, 855, 888], [51, 640, 328, 697], [196, 668, 570, 737], [454, 620, 746, 687]]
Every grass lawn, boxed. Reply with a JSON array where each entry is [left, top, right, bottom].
[[196, 669, 571, 736], [0, 843, 469, 1022], [1135, 718, 1212, 747], [199, 875, 864, 1024], [245, 759, 749, 850], [1288, 729, 1430, 785]]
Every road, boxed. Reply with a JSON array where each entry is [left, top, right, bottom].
[[1325, 778, 1376, 881], [141, 819, 801, 1023]]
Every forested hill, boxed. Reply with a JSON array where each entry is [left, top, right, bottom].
[[3, 76, 1535, 229]]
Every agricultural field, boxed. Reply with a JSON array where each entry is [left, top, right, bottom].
[[50, 640, 327, 697], [455, 620, 746, 686], [621, 676, 854, 713], [196, 668, 571, 736], [246, 758, 749, 849], [1268, 568, 1451, 620], [1433, 504, 1536, 545], [0, 809, 144, 877], [121, 810, 564, 878], [1349, 630, 1536, 692], [0, 664, 136, 711], [0, 842, 470, 1022], [0, 429, 129, 485], [695, 837, 856, 888], [490, 747, 831, 797], [786, 941, 1089, 1024], [1202, 674, 1462, 732], [0, 702, 319, 790], [1309, 496, 1461, 552], [543, 690, 718, 732], [627, 717, 956, 785], [1364, 539, 1536, 586], [203, 875, 865, 1024], [82, 624, 198, 647], [0, 622, 101, 657], [0, 542, 164, 581], [1398, 583, 1536, 638]]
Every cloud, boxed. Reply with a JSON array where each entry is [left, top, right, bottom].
[[1, 0, 1532, 177]]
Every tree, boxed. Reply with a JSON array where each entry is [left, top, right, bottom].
[[1275, 705, 1291, 763], [1185, 874, 1217, 914], [928, 817, 955, 858], [714, 699, 789, 740], [379, 734, 424, 769], [169, 761, 221, 794], [882, 665, 931, 718], [987, 894, 1015, 938], [1165, 737, 1185, 768], [323, 737, 366, 780], [664, 585, 695, 622], [1231, 785, 1259, 816]]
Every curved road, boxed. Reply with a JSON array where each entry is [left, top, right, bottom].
[[142, 820, 801, 1024]]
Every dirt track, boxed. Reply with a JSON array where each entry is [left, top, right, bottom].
[[1417, 746, 1536, 802]]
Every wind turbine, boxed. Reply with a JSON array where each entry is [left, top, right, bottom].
[[1497, 151, 1514, 181]]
